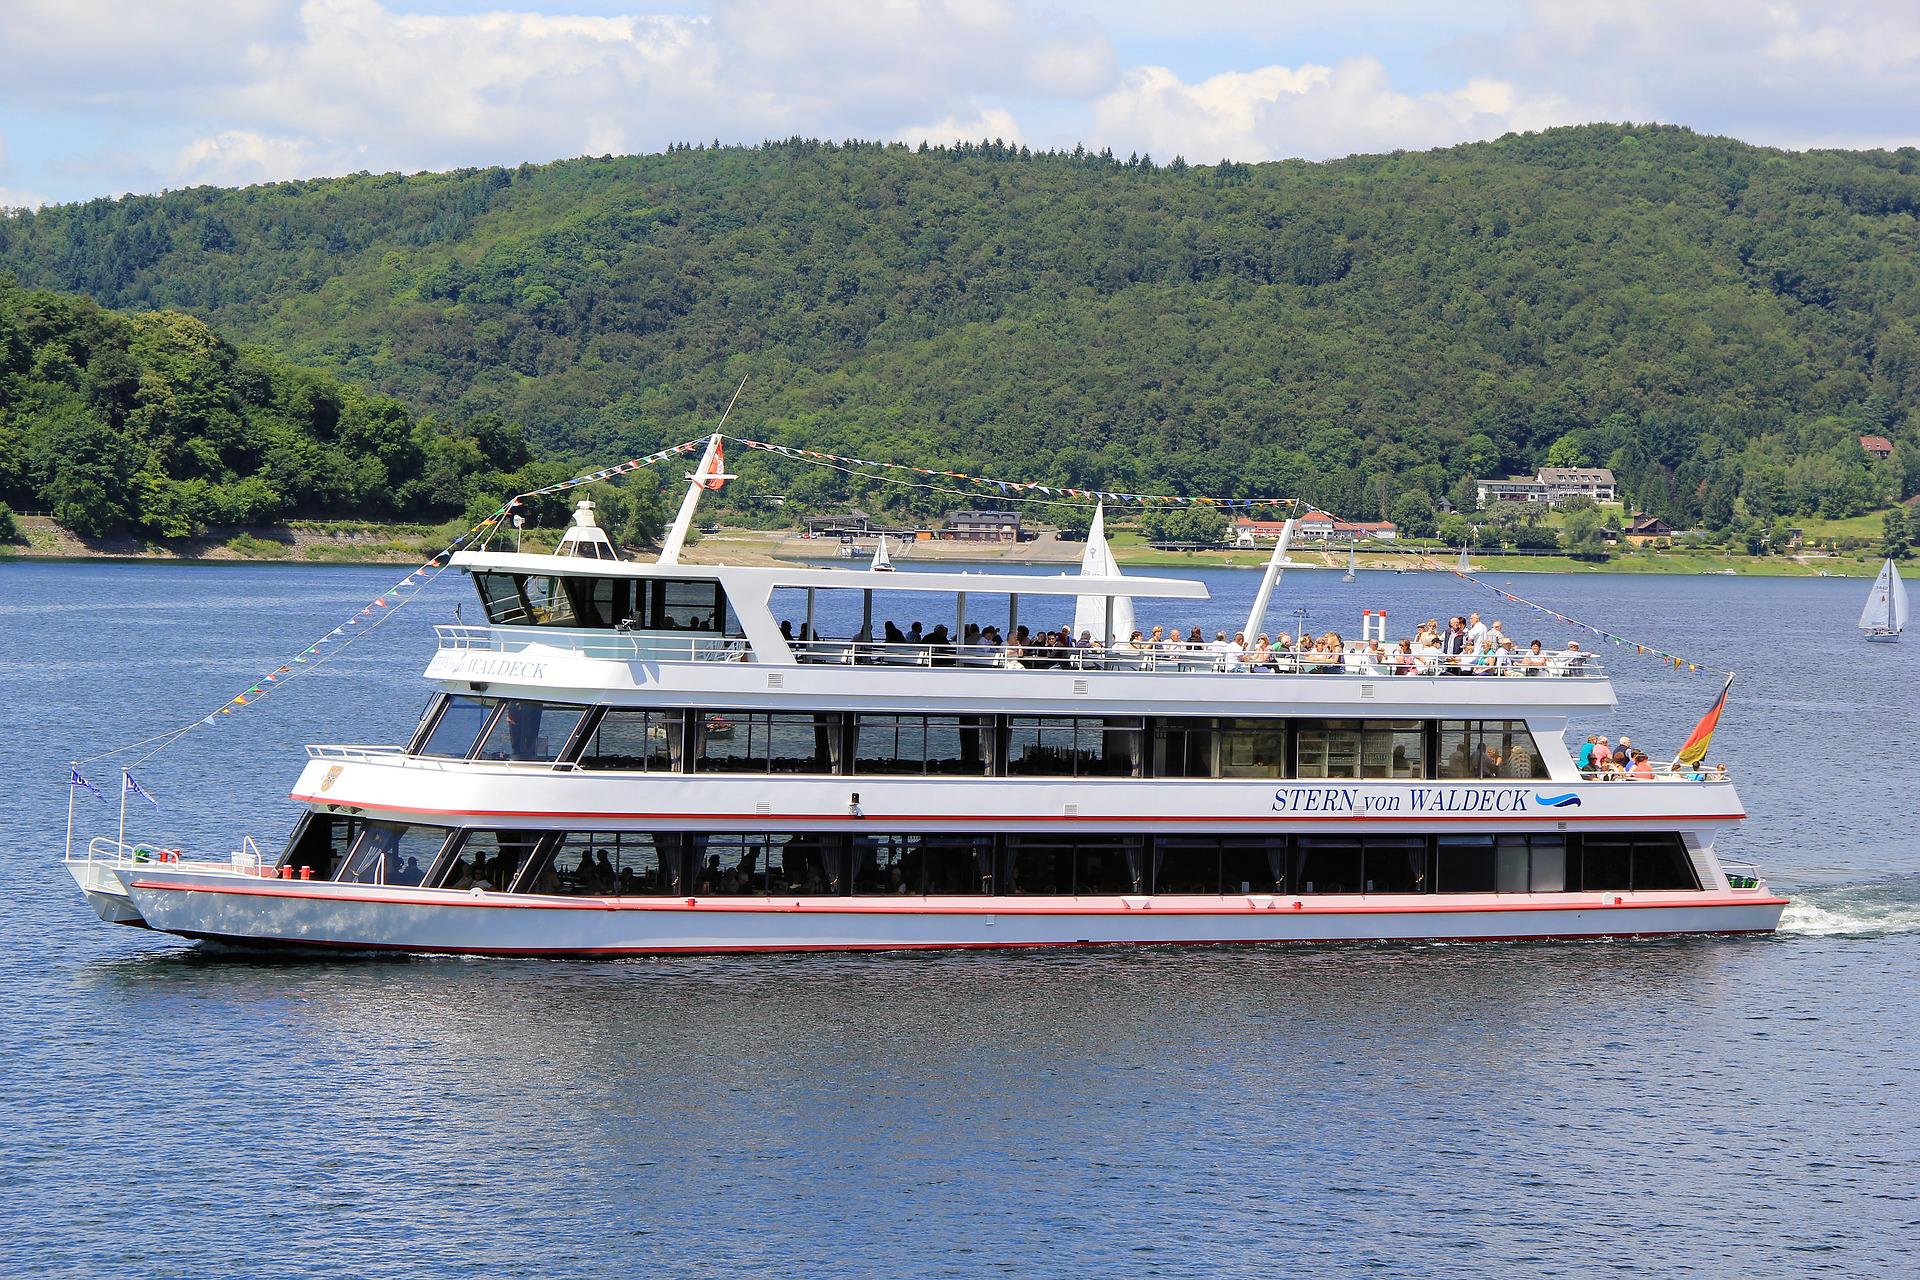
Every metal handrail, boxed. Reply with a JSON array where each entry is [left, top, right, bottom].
[[305, 743, 581, 771], [1577, 761, 1733, 782], [435, 624, 749, 663], [789, 638, 1607, 677], [435, 622, 1606, 677]]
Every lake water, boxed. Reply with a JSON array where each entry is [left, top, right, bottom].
[[2, 559, 1916, 1277]]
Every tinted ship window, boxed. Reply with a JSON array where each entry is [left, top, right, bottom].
[[334, 823, 450, 887], [473, 701, 586, 763], [416, 695, 494, 758]]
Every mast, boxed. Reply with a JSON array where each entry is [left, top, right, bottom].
[[657, 433, 732, 566], [1243, 516, 1298, 640]]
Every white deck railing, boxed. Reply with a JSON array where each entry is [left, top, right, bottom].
[[435, 624, 1606, 678]]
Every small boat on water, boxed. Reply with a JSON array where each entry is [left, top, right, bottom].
[[1859, 557, 1908, 643], [1342, 548, 1357, 583], [870, 536, 895, 572], [1456, 546, 1472, 573]]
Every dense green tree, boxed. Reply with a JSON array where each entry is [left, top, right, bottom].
[[1885, 506, 1912, 559], [1389, 490, 1437, 539], [1560, 506, 1609, 560], [4, 126, 1920, 533]]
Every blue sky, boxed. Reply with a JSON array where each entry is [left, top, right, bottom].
[[5, 1, 1919, 208]]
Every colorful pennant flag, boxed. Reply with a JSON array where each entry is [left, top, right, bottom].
[[70, 767, 105, 801]]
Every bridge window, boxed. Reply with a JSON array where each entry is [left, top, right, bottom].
[[473, 572, 530, 624], [1438, 721, 1548, 779], [1005, 717, 1142, 777], [655, 578, 726, 631], [853, 715, 991, 775], [567, 576, 640, 628], [696, 713, 842, 773], [577, 709, 686, 771], [334, 822, 450, 887], [474, 701, 586, 763], [523, 575, 577, 626]]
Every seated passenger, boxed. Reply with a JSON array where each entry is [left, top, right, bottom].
[[1522, 639, 1549, 674], [1392, 638, 1418, 674], [1208, 631, 1238, 668], [1629, 750, 1656, 779]]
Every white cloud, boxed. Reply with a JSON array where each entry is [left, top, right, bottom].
[[173, 129, 341, 188], [6, 1, 1920, 203], [894, 106, 1024, 147], [1092, 57, 1573, 163]]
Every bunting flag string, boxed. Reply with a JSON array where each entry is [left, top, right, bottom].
[[1414, 552, 1728, 677], [724, 436, 1305, 512], [80, 436, 709, 767]]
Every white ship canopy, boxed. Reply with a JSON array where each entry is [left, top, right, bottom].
[[1859, 557, 1909, 632], [1073, 504, 1135, 642]]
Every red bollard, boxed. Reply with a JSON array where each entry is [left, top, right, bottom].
[[299, 866, 313, 880]]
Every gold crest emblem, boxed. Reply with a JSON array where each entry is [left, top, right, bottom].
[[320, 764, 343, 793]]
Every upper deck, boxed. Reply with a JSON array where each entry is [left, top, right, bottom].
[[438, 549, 1617, 717]]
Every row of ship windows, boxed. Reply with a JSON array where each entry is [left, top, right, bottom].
[[415, 695, 1552, 781], [472, 571, 732, 632], [288, 818, 1698, 897]]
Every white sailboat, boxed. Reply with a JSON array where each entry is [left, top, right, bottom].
[[1073, 503, 1135, 642], [870, 535, 895, 572], [1457, 546, 1472, 573], [1342, 548, 1357, 583], [1859, 557, 1908, 642]]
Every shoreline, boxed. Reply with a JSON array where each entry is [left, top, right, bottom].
[[0, 516, 1886, 579]]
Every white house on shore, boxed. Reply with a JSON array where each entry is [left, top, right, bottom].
[[1475, 467, 1617, 507], [1233, 514, 1399, 547]]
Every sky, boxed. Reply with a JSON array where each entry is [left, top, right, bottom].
[[4, 0, 1920, 208]]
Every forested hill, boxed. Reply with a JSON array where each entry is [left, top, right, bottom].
[[3, 123, 1919, 534]]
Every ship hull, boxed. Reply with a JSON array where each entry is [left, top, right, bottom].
[[120, 867, 1787, 955]]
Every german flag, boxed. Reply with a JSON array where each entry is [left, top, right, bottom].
[[1673, 675, 1734, 769]]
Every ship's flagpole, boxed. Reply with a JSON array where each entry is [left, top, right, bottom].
[[658, 376, 747, 565], [116, 768, 129, 855], [65, 761, 77, 862], [1242, 515, 1298, 640]]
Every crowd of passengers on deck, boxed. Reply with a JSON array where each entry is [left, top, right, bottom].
[[778, 609, 1596, 675]]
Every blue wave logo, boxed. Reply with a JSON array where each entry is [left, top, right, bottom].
[[1534, 792, 1582, 808]]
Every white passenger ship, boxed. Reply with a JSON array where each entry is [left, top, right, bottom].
[[68, 438, 1787, 953]]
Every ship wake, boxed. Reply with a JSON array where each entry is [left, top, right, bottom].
[[1779, 878, 1920, 937]]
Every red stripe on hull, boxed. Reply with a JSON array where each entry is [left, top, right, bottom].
[[131, 878, 1788, 916], [172, 928, 1783, 958]]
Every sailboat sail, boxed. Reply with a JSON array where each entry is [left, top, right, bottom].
[[1343, 548, 1357, 582], [1457, 546, 1472, 573], [1073, 504, 1135, 642], [870, 536, 894, 572], [1859, 558, 1907, 634]]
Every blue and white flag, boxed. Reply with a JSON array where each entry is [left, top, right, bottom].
[[123, 773, 160, 809], [70, 767, 105, 802]]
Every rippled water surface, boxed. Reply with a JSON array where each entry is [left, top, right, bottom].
[[3, 560, 1917, 1277]]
